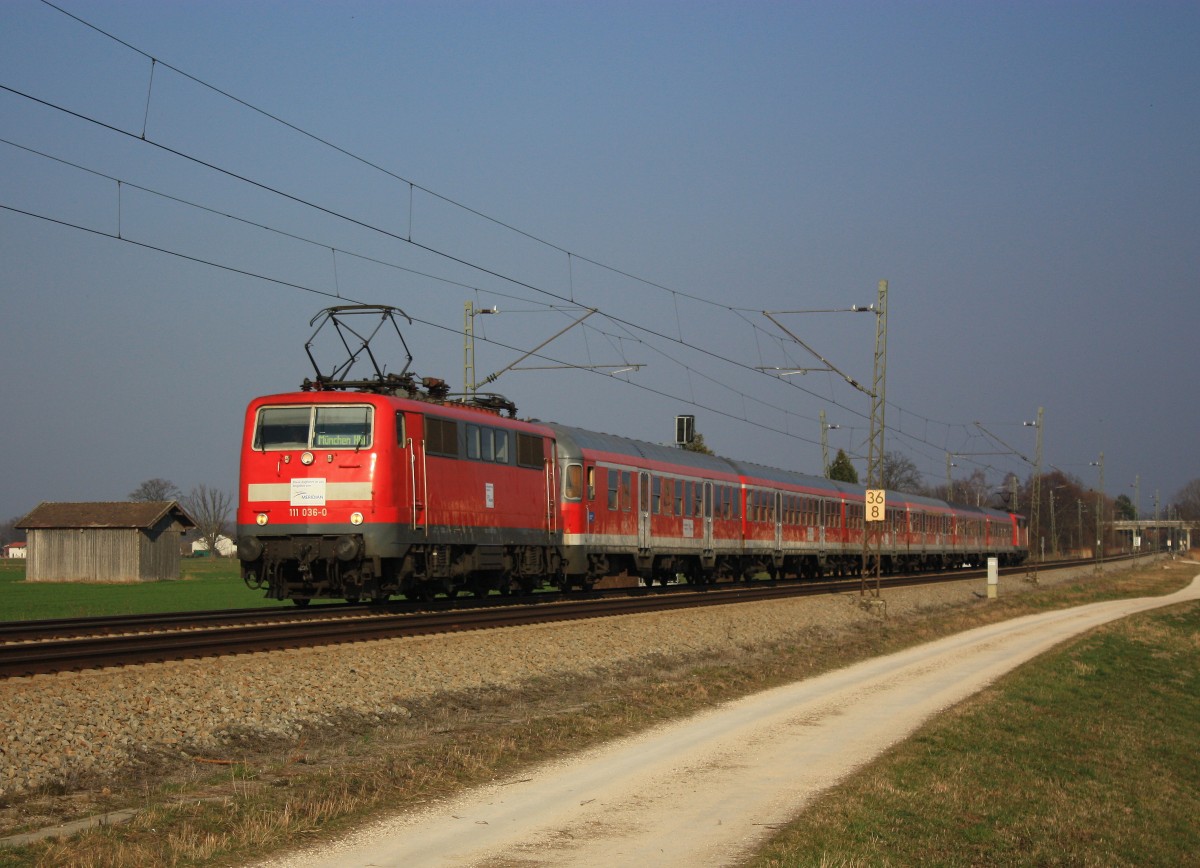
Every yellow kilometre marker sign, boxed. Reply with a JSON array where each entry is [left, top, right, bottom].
[[865, 489, 886, 522]]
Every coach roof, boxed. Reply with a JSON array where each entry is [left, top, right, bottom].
[[542, 423, 738, 475]]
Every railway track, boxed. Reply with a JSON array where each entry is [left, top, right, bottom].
[[0, 556, 1129, 679]]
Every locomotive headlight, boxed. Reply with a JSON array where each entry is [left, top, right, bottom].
[[350, 512, 364, 525], [301, 451, 315, 466], [256, 513, 269, 526]]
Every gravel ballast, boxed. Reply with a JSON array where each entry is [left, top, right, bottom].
[[0, 568, 1099, 800]]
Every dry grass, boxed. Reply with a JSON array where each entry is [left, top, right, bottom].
[[1, 558, 1195, 867]]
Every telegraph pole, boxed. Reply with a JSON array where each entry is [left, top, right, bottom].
[[463, 301, 498, 396], [862, 280, 888, 600], [820, 410, 840, 476], [1091, 452, 1105, 571], [1027, 408, 1043, 579]]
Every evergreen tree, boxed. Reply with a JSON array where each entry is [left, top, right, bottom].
[[681, 432, 714, 456], [828, 449, 859, 483]]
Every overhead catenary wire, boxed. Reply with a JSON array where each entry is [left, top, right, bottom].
[[3, 5, 1039, 483]]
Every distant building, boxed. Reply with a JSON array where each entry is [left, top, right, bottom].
[[191, 534, 237, 557], [2, 541, 26, 559], [16, 501, 196, 582]]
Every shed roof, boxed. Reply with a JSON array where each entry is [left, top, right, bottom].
[[17, 501, 196, 530]]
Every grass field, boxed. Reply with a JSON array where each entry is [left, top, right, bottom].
[[0, 558, 293, 621]]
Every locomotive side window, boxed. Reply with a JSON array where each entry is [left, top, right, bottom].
[[396, 412, 407, 446], [426, 416, 459, 457], [494, 431, 509, 463], [516, 433, 543, 468]]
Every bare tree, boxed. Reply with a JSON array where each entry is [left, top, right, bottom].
[[129, 478, 181, 502], [881, 451, 923, 494], [184, 484, 234, 557], [1, 514, 24, 547], [1173, 479, 1200, 522]]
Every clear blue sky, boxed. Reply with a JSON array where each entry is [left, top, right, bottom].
[[2, 0, 1197, 522]]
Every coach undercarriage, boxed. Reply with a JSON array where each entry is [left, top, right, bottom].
[[565, 545, 1021, 592], [243, 533, 1024, 604]]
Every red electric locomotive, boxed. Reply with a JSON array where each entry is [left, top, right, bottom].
[[236, 307, 565, 604]]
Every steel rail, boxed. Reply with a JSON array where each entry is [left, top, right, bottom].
[[0, 555, 1141, 679]]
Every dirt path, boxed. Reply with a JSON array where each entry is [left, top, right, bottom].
[[263, 573, 1200, 868]]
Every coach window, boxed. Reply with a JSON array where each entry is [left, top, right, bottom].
[[607, 470, 619, 510], [620, 471, 632, 512], [564, 463, 583, 501], [587, 466, 596, 500], [662, 478, 674, 515], [652, 476, 661, 514]]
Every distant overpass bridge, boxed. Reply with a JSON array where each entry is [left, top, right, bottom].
[[1110, 519, 1193, 553]]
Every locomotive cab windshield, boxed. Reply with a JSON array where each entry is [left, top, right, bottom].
[[254, 404, 374, 451]]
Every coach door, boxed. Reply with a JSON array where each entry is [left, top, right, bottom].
[[703, 481, 714, 552], [638, 471, 651, 550], [774, 492, 783, 552]]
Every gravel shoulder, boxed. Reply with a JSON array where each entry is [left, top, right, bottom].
[[262, 568, 1200, 867], [0, 572, 1015, 800]]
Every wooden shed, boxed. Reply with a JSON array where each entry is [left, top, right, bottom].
[[16, 501, 196, 582]]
